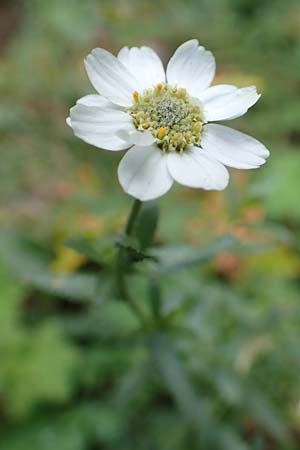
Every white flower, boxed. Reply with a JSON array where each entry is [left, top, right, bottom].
[[68, 40, 269, 201]]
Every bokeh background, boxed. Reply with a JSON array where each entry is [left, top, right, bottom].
[[1, 0, 300, 449]]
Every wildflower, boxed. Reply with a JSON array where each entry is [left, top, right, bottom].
[[68, 40, 269, 201]]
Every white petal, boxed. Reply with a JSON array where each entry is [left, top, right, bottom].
[[118, 145, 173, 201], [118, 46, 165, 91], [77, 94, 121, 109], [70, 103, 135, 151], [167, 146, 229, 190], [199, 85, 261, 121], [117, 129, 156, 146], [67, 94, 121, 128], [198, 84, 237, 102], [201, 124, 270, 169], [84, 48, 141, 107], [166, 39, 215, 97]]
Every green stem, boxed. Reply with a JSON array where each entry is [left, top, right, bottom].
[[116, 199, 145, 323]]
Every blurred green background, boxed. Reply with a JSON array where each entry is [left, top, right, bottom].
[[1, 0, 300, 449]]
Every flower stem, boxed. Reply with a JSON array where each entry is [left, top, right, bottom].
[[116, 199, 145, 323]]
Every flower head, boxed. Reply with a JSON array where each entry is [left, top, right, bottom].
[[68, 40, 269, 201]]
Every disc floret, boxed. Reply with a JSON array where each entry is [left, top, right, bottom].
[[129, 83, 203, 152]]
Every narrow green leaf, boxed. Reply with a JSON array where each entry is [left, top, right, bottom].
[[0, 230, 104, 302], [115, 234, 156, 263], [65, 236, 104, 264], [149, 333, 212, 443], [245, 388, 288, 442], [133, 201, 159, 250], [148, 235, 237, 273], [148, 277, 162, 319]]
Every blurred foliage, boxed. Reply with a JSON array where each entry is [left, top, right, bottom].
[[0, 260, 78, 419], [1, 0, 300, 449]]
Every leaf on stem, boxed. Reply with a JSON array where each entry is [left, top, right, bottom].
[[149, 333, 212, 443], [0, 230, 107, 302], [115, 234, 157, 263], [147, 235, 237, 273], [133, 201, 159, 250]]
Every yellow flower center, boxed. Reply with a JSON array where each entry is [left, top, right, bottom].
[[128, 83, 203, 152]]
